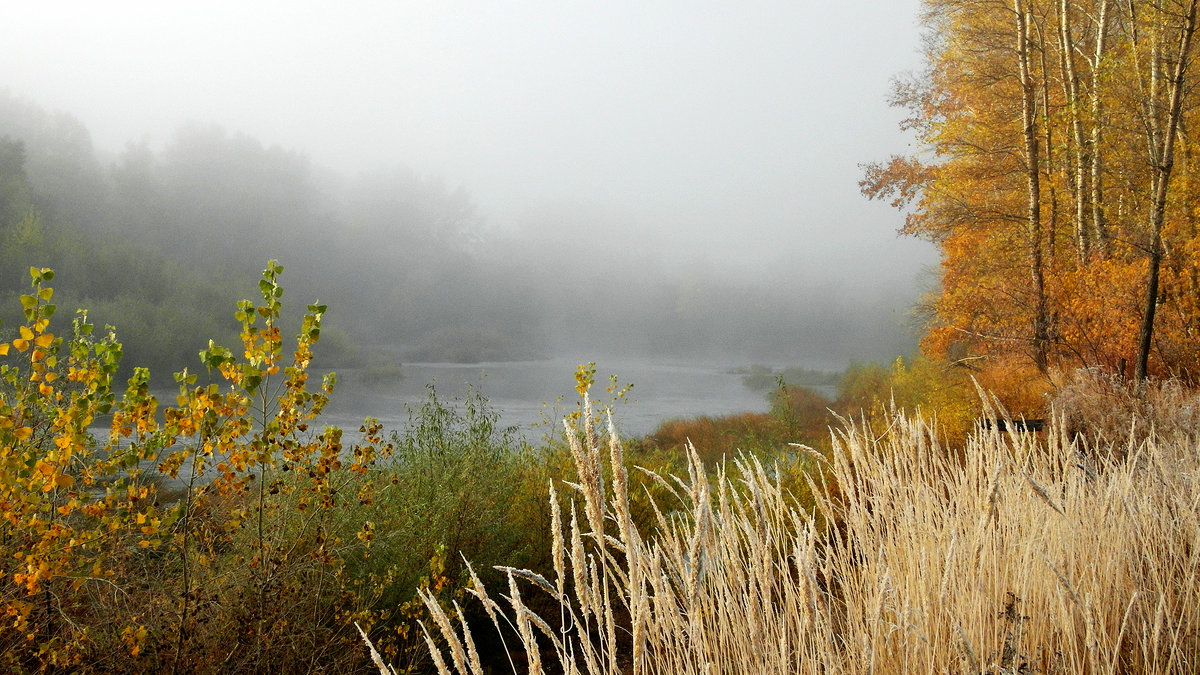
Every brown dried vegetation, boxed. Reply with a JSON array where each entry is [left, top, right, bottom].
[[406, 381, 1200, 673]]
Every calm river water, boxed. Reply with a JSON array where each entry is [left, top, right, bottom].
[[316, 357, 809, 440]]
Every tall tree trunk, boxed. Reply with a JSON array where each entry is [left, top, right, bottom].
[[1060, 0, 1093, 263], [1016, 0, 1051, 372], [1038, 17, 1062, 260], [1185, 133, 1200, 328], [1090, 0, 1113, 254], [1134, 0, 1199, 380]]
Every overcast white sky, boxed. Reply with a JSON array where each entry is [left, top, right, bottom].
[[1, 1, 934, 287]]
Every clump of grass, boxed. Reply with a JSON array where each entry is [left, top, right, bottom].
[[369, 386, 1200, 673], [1051, 367, 1200, 447]]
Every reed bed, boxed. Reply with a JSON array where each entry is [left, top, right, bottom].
[[369, 393, 1200, 673]]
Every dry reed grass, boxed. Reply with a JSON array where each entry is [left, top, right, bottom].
[[1051, 368, 1200, 448], [363, 390, 1200, 673]]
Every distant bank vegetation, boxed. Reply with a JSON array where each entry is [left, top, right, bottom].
[[735, 363, 841, 391]]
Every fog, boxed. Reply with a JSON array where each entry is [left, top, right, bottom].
[[0, 1, 937, 372]]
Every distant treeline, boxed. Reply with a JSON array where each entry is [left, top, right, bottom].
[[0, 92, 543, 378], [0, 91, 916, 382]]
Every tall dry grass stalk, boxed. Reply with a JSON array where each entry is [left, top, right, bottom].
[[365, 393, 1200, 673]]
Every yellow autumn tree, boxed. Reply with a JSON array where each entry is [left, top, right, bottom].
[[864, 0, 1200, 384], [0, 262, 449, 671]]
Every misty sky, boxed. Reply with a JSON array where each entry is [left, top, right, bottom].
[[2, 1, 934, 290]]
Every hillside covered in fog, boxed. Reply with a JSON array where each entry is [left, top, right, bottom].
[[0, 91, 921, 380]]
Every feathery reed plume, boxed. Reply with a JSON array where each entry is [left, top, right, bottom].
[[356, 622, 396, 675], [418, 588, 470, 674], [550, 481, 566, 597], [564, 396, 605, 545], [568, 502, 592, 619], [506, 570, 542, 674], [454, 601, 483, 675], [419, 622, 451, 675]]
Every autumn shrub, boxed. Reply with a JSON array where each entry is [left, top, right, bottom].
[[408, 390, 1200, 674], [151, 422, 414, 673], [134, 378, 543, 674], [768, 382, 836, 438], [142, 267, 553, 673], [635, 381, 834, 464], [625, 381, 835, 524], [972, 353, 1052, 418], [638, 412, 782, 467], [833, 356, 978, 446], [834, 361, 891, 414], [0, 262, 499, 672], [0, 267, 157, 670]]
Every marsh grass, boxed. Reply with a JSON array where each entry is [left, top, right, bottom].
[[1051, 368, 1200, 448], [375, 389, 1200, 673]]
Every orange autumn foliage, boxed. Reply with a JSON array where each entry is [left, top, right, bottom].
[[865, 0, 1200, 387]]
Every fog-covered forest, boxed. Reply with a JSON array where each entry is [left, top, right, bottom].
[[0, 91, 922, 382]]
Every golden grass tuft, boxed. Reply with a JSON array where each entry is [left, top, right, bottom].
[[1051, 367, 1200, 447], [365, 389, 1200, 673]]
